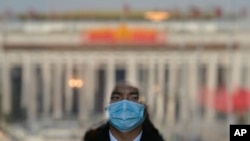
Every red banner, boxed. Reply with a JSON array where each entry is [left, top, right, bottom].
[[82, 24, 166, 44]]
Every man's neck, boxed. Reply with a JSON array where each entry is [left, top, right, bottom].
[[110, 126, 142, 141]]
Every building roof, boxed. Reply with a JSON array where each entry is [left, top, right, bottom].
[[4, 42, 238, 51]]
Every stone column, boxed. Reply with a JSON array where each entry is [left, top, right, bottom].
[[77, 62, 86, 121], [22, 56, 37, 125], [1, 55, 11, 115], [105, 59, 115, 107], [155, 59, 165, 124], [187, 58, 199, 127], [126, 55, 138, 86], [65, 61, 73, 115], [179, 62, 188, 124], [246, 58, 250, 88], [21, 57, 27, 109], [247, 57, 250, 123], [166, 60, 177, 128], [205, 57, 218, 123], [228, 53, 242, 124], [41, 61, 51, 117], [84, 61, 96, 117], [52, 62, 63, 119], [147, 58, 156, 116], [231, 54, 242, 90], [0, 57, 2, 111], [139, 62, 148, 102]]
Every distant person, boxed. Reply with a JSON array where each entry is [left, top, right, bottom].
[[83, 82, 165, 141]]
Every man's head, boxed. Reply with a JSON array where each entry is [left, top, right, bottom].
[[106, 82, 146, 132], [110, 82, 140, 103]]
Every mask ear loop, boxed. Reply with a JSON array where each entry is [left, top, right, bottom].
[[142, 104, 149, 118], [104, 104, 110, 119], [105, 110, 110, 120]]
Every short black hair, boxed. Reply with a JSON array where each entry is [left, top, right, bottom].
[[111, 81, 139, 94]]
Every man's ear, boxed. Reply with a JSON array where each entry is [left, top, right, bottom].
[[139, 94, 146, 103], [138, 101, 146, 106], [139, 102, 149, 117]]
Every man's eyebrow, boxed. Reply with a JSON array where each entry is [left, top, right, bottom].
[[128, 91, 139, 95], [111, 91, 139, 95], [111, 91, 122, 95]]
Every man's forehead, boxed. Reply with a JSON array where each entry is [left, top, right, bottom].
[[112, 84, 139, 94]]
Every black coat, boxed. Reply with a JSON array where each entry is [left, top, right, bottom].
[[83, 117, 165, 141]]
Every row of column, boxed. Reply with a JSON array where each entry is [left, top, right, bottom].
[[40, 57, 97, 121], [0, 56, 97, 122], [0, 54, 246, 125]]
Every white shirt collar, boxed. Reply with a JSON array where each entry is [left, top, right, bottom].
[[109, 130, 142, 141]]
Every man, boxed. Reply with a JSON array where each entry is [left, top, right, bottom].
[[83, 82, 165, 141]]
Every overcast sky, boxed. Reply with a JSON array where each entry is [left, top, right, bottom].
[[1, 0, 250, 13]]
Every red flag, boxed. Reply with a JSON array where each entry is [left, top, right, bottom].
[[28, 7, 37, 18], [49, 10, 59, 20], [172, 7, 181, 18], [190, 6, 201, 18], [240, 7, 248, 17], [123, 2, 130, 15], [199, 87, 250, 114], [214, 6, 223, 18], [3, 7, 13, 18]]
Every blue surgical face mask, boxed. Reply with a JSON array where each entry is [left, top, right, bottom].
[[105, 100, 145, 132]]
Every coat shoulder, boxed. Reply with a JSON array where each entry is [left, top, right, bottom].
[[83, 122, 109, 141]]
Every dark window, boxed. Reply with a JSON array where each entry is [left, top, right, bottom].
[[116, 69, 126, 83], [94, 69, 105, 113], [11, 66, 26, 122]]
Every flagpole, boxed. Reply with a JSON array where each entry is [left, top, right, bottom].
[[1, 7, 9, 52], [226, 0, 234, 129], [194, 5, 204, 140], [247, 7, 250, 125], [120, 0, 126, 23], [0, 2, 8, 129], [0, 13, 4, 51]]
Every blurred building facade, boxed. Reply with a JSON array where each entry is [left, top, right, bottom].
[[1, 20, 250, 141]]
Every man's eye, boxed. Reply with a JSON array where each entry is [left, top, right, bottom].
[[129, 96, 139, 101], [111, 96, 121, 101]]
